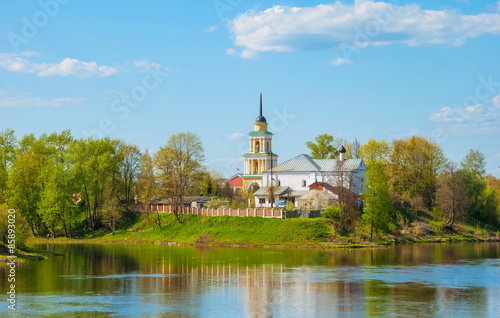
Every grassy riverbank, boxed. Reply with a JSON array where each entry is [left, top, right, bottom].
[[28, 212, 500, 248], [0, 246, 54, 267]]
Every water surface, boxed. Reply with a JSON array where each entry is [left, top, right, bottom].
[[1, 242, 499, 317]]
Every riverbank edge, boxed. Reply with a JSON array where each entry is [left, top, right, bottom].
[[24, 213, 500, 250], [0, 247, 56, 267], [27, 235, 500, 250]]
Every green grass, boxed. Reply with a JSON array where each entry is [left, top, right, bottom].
[[104, 214, 332, 246], [0, 245, 52, 267], [27, 212, 500, 248]]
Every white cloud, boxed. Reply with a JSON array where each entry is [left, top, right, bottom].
[[240, 49, 259, 59], [132, 59, 162, 72], [204, 25, 218, 33], [429, 94, 500, 135], [37, 58, 117, 78], [132, 60, 161, 68], [225, 48, 238, 56], [490, 94, 500, 108], [228, 132, 245, 140], [329, 57, 353, 66], [0, 52, 117, 78], [225, 48, 259, 59], [228, 1, 500, 57], [0, 94, 85, 108]]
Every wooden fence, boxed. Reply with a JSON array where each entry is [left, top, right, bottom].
[[138, 204, 283, 218]]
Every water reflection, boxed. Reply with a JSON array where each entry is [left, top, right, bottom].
[[0, 243, 499, 317]]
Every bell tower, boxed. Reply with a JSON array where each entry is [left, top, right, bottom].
[[242, 91, 278, 191]]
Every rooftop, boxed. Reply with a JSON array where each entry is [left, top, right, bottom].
[[265, 154, 365, 173]]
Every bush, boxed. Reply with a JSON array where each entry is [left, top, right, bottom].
[[284, 201, 296, 211], [321, 205, 342, 221], [230, 200, 247, 209], [0, 204, 29, 249], [430, 221, 443, 234], [394, 208, 412, 226], [205, 198, 228, 209]]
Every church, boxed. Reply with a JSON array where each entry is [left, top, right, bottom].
[[228, 92, 366, 208]]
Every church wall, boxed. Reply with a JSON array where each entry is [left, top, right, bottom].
[[262, 171, 330, 190], [262, 169, 366, 194]]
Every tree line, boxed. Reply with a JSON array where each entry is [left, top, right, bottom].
[[307, 134, 500, 236], [0, 130, 218, 240], [1, 129, 498, 242]]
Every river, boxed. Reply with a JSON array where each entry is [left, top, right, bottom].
[[1, 242, 499, 317]]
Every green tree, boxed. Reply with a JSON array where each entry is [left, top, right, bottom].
[[306, 134, 338, 159], [114, 141, 142, 209], [388, 136, 446, 209], [485, 174, 500, 210], [137, 150, 158, 206], [6, 131, 74, 236], [362, 161, 394, 238], [67, 138, 118, 230], [0, 204, 28, 249], [39, 131, 75, 237], [461, 149, 498, 225], [6, 134, 48, 235], [137, 150, 161, 229], [436, 162, 469, 228], [0, 129, 17, 202], [197, 170, 223, 196], [155, 132, 205, 223], [39, 162, 72, 237], [359, 139, 391, 166]]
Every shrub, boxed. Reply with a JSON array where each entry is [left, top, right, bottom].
[[0, 204, 28, 249], [205, 198, 229, 209], [321, 205, 342, 222], [195, 234, 212, 243], [284, 201, 296, 211], [230, 200, 247, 209], [430, 221, 443, 234]]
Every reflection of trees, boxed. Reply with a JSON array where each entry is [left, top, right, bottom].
[[12, 243, 496, 316], [23, 244, 141, 294], [436, 287, 487, 317]]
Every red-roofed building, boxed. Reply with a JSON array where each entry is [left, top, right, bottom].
[[227, 173, 243, 194]]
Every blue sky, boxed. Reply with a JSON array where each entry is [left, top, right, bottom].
[[1, 0, 499, 177]]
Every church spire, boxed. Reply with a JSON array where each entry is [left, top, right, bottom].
[[255, 90, 267, 123], [260, 90, 263, 117]]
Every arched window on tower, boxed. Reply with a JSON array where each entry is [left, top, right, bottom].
[[255, 141, 260, 152], [267, 141, 270, 152]]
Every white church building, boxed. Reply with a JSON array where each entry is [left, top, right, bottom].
[[255, 152, 366, 208], [235, 92, 366, 208]]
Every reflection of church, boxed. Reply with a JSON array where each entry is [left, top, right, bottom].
[[228, 92, 366, 208]]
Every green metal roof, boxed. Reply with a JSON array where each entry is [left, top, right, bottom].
[[243, 152, 278, 157], [248, 131, 273, 135], [265, 154, 365, 173]]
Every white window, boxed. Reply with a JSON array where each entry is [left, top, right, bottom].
[[302, 180, 306, 187]]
